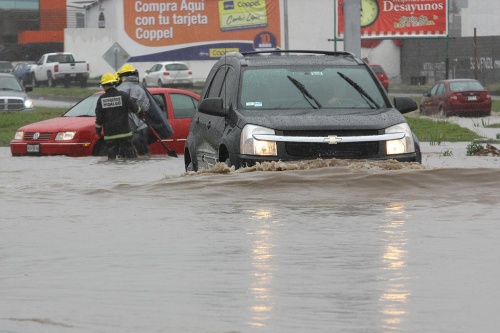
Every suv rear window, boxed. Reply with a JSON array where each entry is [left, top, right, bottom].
[[240, 66, 385, 110]]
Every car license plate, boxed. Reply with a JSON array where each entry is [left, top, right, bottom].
[[27, 144, 40, 153], [70, 73, 76, 77], [468, 96, 477, 101]]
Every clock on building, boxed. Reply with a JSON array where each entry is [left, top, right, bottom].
[[360, 0, 380, 28]]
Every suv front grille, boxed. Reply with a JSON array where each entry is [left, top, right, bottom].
[[0, 98, 24, 111], [283, 130, 380, 158]]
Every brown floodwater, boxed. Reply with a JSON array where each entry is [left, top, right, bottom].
[[1, 146, 499, 332]]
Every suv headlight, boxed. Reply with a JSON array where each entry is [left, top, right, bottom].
[[385, 123, 415, 155], [240, 124, 277, 156]]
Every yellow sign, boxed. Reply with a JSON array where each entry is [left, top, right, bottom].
[[218, 0, 268, 31], [209, 48, 239, 58]]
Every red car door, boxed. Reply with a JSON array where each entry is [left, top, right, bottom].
[[148, 88, 199, 155], [424, 82, 444, 114]]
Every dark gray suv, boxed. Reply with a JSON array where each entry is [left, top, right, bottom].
[[185, 50, 421, 171]]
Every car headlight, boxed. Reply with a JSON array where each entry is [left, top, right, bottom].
[[24, 99, 34, 109], [240, 124, 277, 156], [385, 123, 415, 155], [55, 131, 76, 140], [14, 131, 24, 140]]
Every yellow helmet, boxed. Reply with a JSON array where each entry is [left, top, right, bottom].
[[118, 63, 135, 75], [100, 72, 117, 85], [114, 72, 120, 81]]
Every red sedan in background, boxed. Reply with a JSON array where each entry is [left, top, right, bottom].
[[10, 87, 199, 157], [369, 64, 389, 92], [419, 79, 491, 117]]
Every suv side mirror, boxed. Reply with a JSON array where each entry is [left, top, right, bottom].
[[393, 97, 417, 114], [198, 97, 227, 117]]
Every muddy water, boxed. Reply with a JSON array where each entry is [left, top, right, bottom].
[[1, 146, 500, 333]]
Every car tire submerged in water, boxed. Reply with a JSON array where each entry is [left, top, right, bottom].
[[439, 107, 447, 118]]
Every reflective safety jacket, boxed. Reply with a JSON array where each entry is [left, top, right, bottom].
[[95, 87, 140, 140]]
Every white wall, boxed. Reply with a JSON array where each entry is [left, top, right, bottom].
[[461, 1, 500, 37], [65, 0, 401, 83], [361, 40, 401, 84], [65, 28, 118, 78]]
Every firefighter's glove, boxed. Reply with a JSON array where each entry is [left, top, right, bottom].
[[138, 111, 146, 121]]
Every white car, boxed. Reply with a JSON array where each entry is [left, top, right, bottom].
[[142, 62, 193, 88]]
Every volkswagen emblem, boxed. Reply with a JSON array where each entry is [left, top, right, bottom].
[[32, 132, 40, 140]]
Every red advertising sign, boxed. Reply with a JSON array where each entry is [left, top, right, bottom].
[[123, 0, 281, 61], [336, 0, 448, 38]]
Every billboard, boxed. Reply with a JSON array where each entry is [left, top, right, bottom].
[[336, 0, 448, 39], [123, 0, 281, 62]]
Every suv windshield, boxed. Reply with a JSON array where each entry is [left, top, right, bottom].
[[240, 66, 385, 110]]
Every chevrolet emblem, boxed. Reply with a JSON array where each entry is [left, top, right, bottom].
[[323, 135, 342, 144]]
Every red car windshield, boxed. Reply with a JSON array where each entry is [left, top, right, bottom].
[[64, 94, 100, 117]]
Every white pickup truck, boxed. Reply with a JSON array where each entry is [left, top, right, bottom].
[[31, 52, 90, 88]]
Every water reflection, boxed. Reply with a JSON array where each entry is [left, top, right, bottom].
[[380, 202, 410, 331], [246, 208, 276, 328]]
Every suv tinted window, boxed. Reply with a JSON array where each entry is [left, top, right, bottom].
[[240, 66, 384, 110], [206, 65, 237, 101]]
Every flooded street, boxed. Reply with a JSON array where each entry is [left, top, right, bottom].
[[1, 146, 500, 333]]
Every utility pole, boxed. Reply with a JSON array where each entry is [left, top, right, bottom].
[[474, 27, 478, 80], [283, 0, 289, 50], [343, 0, 361, 56]]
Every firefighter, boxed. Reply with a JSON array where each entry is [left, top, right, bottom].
[[116, 63, 151, 156], [95, 73, 142, 160]]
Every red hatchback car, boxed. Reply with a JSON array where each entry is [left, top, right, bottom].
[[369, 64, 389, 92], [10, 87, 199, 157], [420, 79, 491, 117]]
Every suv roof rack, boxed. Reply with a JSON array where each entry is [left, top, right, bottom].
[[241, 50, 356, 57]]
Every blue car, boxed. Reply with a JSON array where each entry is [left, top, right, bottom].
[[12, 61, 36, 87]]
